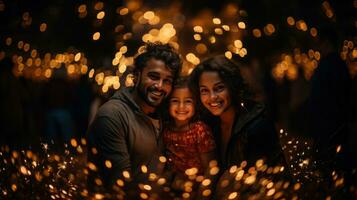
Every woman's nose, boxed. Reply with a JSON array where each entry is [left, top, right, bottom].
[[210, 91, 218, 99]]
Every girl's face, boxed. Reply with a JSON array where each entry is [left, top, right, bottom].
[[198, 71, 233, 116], [169, 87, 195, 125]]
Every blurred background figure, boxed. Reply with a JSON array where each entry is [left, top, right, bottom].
[[307, 26, 352, 176], [42, 67, 76, 149], [0, 57, 25, 149]]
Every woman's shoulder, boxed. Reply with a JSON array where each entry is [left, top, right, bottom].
[[237, 101, 276, 136]]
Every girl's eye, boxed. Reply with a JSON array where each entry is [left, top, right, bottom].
[[185, 99, 193, 104]]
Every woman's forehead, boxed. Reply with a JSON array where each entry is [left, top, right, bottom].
[[199, 71, 223, 85]]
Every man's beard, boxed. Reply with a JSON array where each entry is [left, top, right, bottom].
[[137, 81, 166, 108]]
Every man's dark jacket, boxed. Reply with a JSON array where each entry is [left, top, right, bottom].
[[87, 87, 165, 188]]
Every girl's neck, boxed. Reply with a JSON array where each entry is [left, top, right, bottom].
[[171, 120, 191, 132]]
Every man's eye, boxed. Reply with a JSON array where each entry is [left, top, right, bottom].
[[164, 79, 173, 85], [148, 74, 160, 80]]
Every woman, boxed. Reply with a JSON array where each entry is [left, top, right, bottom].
[[189, 55, 284, 170]]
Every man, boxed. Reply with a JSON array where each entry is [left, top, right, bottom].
[[87, 43, 182, 194]]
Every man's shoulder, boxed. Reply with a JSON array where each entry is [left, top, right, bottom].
[[96, 97, 132, 119]]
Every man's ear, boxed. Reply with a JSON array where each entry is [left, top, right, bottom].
[[133, 70, 141, 87]]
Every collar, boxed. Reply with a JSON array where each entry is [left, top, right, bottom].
[[231, 102, 265, 136]]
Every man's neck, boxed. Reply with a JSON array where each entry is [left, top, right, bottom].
[[132, 89, 155, 115]]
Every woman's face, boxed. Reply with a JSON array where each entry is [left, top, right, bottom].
[[198, 71, 233, 116]]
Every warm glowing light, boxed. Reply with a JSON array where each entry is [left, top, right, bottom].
[[193, 26, 203, 33], [209, 36, 216, 44], [194, 34, 201, 41], [78, 4, 86, 13], [252, 29, 262, 38], [123, 170, 130, 179], [88, 162, 97, 171], [6, 37, 12, 46], [40, 23, 47, 32], [74, 53, 81, 62], [67, 64, 75, 74], [202, 179, 211, 186], [116, 179, 124, 186], [143, 11, 155, 20], [267, 188, 275, 196], [141, 165, 148, 173], [70, 138, 78, 147], [94, 2, 104, 10], [196, 43, 207, 54], [185, 167, 198, 176], [119, 64, 127, 73], [310, 27, 318, 37], [202, 189, 211, 196], [97, 11, 105, 19], [209, 166, 219, 175], [228, 192, 238, 199], [238, 22, 246, 29], [140, 193, 148, 199], [225, 51, 232, 59], [93, 32, 101, 40], [244, 175, 256, 185], [119, 8, 129, 15], [222, 25, 230, 31], [88, 69, 95, 78], [287, 16, 295, 26], [214, 28, 223, 35], [105, 160, 112, 168], [213, 18, 221, 24], [119, 46, 128, 53], [158, 156, 167, 163], [234, 40, 243, 48]]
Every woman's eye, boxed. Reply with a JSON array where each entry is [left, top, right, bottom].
[[215, 85, 225, 92], [200, 89, 208, 94]]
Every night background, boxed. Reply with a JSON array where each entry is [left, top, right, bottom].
[[0, 0, 357, 199]]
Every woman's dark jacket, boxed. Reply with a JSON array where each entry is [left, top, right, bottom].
[[207, 102, 284, 169]]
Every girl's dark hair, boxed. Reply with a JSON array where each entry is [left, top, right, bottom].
[[189, 55, 250, 111]]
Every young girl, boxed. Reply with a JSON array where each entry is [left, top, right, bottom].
[[163, 76, 217, 196]]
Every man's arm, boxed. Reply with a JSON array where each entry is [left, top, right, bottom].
[[87, 115, 131, 187]]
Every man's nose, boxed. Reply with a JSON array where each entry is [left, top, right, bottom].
[[154, 80, 163, 89]]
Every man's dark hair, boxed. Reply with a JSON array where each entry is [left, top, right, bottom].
[[134, 42, 182, 79]]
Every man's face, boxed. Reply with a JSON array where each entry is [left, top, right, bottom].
[[136, 58, 174, 108]]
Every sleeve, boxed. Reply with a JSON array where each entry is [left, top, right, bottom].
[[196, 122, 216, 153], [247, 116, 285, 166], [87, 115, 131, 186]]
